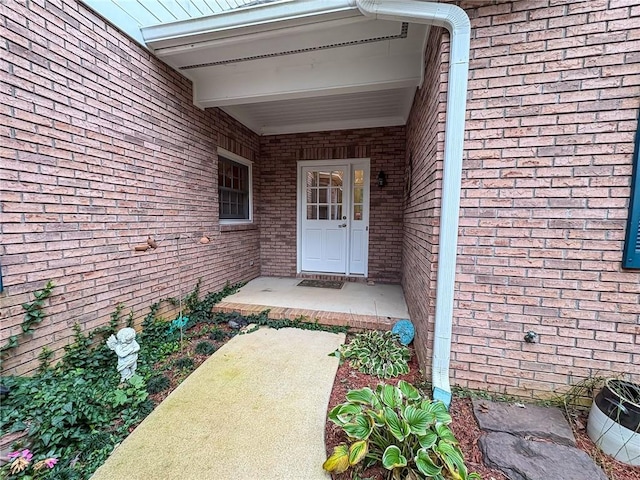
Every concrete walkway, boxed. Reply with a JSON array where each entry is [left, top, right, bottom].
[[91, 327, 345, 480]]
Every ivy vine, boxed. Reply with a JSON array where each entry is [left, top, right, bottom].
[[0, 280, 55, 365], [22, 280, 55, 334]]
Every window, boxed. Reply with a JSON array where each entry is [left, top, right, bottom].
[[218, 149, 252, 223], [622, 112, 640, 269]]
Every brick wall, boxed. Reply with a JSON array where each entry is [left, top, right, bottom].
[[406, 0, 640, 397], [2, 0, 639, 394], [0, 0, 260, 375], [403, 26, 448, 373], [259, 128, 405, 282]]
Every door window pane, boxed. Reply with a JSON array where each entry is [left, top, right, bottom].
[[354, 205, 362, 220], [354, 169, 364, 186], [353, 186, 363, 204], [319, 172, 331, 187], [331, 187, 343, 204], [331, 170, 343, 187], [307, 205, 317, 220]]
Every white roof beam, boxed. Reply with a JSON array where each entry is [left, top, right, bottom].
[[191, 52, 421, 107]]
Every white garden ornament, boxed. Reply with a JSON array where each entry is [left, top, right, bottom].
[[106, 327, 140, 382]]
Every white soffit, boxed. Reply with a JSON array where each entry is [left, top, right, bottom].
[[81, 0, 429, 135], [223, 87, 416, 135]]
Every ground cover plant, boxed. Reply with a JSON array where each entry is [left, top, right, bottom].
[[0, 281, 242, 480]]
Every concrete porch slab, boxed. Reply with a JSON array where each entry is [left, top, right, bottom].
[[214, 277, 410, 330]]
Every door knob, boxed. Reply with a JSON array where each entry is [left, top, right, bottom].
[[339, 223, 347, 228]]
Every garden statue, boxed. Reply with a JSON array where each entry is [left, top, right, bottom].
[[106, 327, 140, 382]]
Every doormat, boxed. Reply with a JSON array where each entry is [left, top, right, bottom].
[[297, 279, 344, 289]]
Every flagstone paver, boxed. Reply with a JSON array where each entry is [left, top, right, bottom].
[[472, 399, 607, 480]]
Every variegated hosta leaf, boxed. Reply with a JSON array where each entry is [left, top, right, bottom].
[[348, 440, 368, 465], [384, 406, 410, 442], [415, 448, 443, 477], [367, 409, 386, 427], [343, 413, 374, 440], [398, 380, 421, 401], [346, 387, 378, 407], [435, 423, 458, 445], [436, 441, 467, 478], [378, 384, 403, 409], [328, 403, 361, 426], [418, 429, 438, 449], [402, 405, 432, 435], [382, 445, 407, 470], [432, 401, 453, 424], [421, 400, 452, 424], [323, 444, 350, 473]]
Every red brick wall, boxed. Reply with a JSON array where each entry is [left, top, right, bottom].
[[0, 0, 260, 375], [403, 27, 448, 374], [259, 128, 405, 282], [406, 0, 640, 397]]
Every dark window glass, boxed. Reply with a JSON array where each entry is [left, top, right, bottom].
[[218, 156, 250, 220]]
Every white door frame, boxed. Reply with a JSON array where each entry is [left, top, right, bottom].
[[297, 158, 370, 276]]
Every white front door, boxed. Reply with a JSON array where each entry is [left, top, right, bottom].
[[299, 160, 370, 275]]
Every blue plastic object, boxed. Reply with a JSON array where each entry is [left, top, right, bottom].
[[168, 315, 189, 334], [391, 319, 415, 346], [433, 387, 452, 410]]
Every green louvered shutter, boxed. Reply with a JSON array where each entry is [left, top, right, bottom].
[[622, 111, 640, 269]]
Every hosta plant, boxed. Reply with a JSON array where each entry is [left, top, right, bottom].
[[332, 330, 410, 378], [324, 380, 481, 480]]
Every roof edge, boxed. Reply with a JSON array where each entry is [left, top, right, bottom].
[[142, 0, 359, 49]]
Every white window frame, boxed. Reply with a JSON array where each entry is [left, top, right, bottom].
[[218, 147, 253, 225]]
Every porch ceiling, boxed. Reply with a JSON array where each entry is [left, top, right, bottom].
[[81, 0, 429, 135]]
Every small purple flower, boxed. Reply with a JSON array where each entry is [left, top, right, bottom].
[[44, 457, 58, 468], [21, 449, 33, 462], [7, 449, 33, 461]]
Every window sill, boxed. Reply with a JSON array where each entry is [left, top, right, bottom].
[[220, 222, 257, 233]]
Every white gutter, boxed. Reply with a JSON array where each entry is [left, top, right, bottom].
[[356, 0, 470, 408], [142, 0, 360, 49]]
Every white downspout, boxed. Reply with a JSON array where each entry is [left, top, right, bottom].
[[356, 0, 470, 408]]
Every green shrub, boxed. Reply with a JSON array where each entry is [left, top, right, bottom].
[[146, 375, 171, 394], [324, 381, 481, 480], [208, 328, 228, 341], [194, 341, 217, 355], [173, 357, 194, 370], [333, 330, 410, 378], [172, 280, 245, 327]]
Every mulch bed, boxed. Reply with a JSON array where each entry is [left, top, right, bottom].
[[324, 346, 507, 480], [324, 336, 640, 480]]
